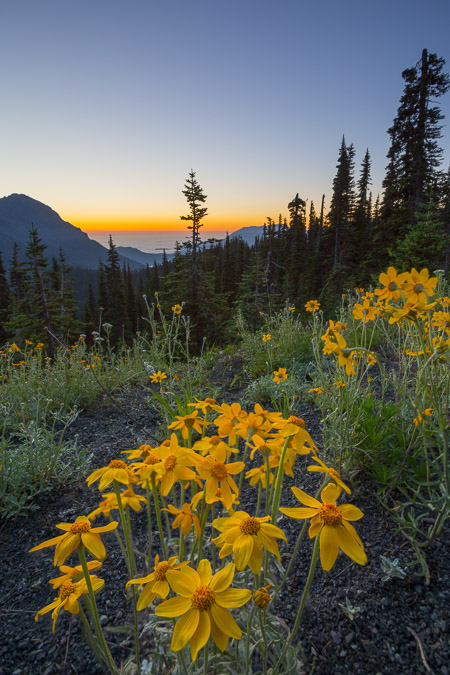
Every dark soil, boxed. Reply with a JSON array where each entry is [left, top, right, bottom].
[[1, 386, 449, 675]]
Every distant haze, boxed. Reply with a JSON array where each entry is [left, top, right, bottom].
[[88, 229, 235, 253]]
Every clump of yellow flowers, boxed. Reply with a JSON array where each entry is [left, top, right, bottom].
[[29, 396, 367, 673]]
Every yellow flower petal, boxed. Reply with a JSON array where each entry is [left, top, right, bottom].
[[340, 522, 367, 566], [136, 585, 157, 611], [339, 504, 364, 521], [166, 569, 197, 597], [210, 615, 229, 652], [171, 608, 200, 652], [210, 603, 242, 639], [91, 521, 119, 534], [210, 562, 235, 592], [86, 467, 106, 486], [197, 559, 212, 586], [291, 486, 321, 508], [214, 588, 252, 609], [248, 537, 263, 574], [226, 461, 246, 475], [81, 532, 106, 561], [54, 534, 80, 566], [257, 530, 280, 559], [189, 610, 210, 661], [320, 483, 340, 504], [233, 533, 254, 570], [152, 579, 169, 598], [29, 533, 66, 553], [260, 522, 287, 541], [319, 526, 340, 571], [308, 516, 323, 538], [155, 595, 192, 617], [279, 506, 318, 520], [35, 599, 59, 621]]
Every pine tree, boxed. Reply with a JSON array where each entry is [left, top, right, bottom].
[[378, 49, 450, 260], [320, 138, 355, 301], [6, 226, 56, 354], [49, 249, 80, 340], [125, 265, 137, 333], [84, 283, 98, 336], [347, 150, 373, 282], [103, 236, 128, 341], [393, 195, 449, 271], [180, 170, 208, 345], [9, 243, 27, 309], [326, 137, 355, 270], [286, 194, 307, 302], [0, 253, 11, 344], [180, 170, 208, 290]]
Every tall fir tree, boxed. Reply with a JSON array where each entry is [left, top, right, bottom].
[[321, 138, 355, 301], [6, 227, 59, 354], [103, 236, 129, 342], [0, 253, 11, 344], [180, 170, 208, 346], [377, 49, 450, 263]]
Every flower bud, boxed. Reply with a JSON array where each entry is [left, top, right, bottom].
[[253, 584, 272, 608]]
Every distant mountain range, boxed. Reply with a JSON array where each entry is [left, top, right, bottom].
[[0, 194, 264, 270], [229, 225, 264, 245], [0, 194, 147, 270]]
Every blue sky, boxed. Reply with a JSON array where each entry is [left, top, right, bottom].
[[1, 0, 450, 246]]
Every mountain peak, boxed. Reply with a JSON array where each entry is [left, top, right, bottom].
[[0, 193, 143, 270]]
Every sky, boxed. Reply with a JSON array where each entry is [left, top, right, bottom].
[[1, 0, 450, 252]]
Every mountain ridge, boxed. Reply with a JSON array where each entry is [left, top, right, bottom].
[[0, 194, 144, 270], [0, 193, 264, 269]]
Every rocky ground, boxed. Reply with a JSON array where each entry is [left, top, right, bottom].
[[0, 386, 449, 675]]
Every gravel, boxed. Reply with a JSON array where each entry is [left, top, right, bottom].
[[1, 386, 449, 674]]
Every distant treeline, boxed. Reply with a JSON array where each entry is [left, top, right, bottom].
[[1, 49, 450, 352]]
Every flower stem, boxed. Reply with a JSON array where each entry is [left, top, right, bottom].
[[151, 475, 168, 559], [145, 480, 152, 570], [78, 544, 118, 674], [203, 638, 209, 675], [245, 605, 256, 674], [271, 436, 292, 525], [274, 535, 320, 670], [238, 431, 253, 495], [112, 482, 141, 675], [196, 504, 211, 563]]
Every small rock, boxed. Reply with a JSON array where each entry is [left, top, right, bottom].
[[331, 630, 341, 645]]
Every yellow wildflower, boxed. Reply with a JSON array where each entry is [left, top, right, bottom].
[[307, 455, 351, 494], [127, 555, 188, 610], [280, 483, 367, 571], [87, 459, 136, 491], [36, 576, 104, 633], [163, 502, 201, 537], [194, 444, 245, 510], [156, 560, 251, 661], [413, 408, 433, 426], [402, 268, 438, 303], [168, 411, 208, 440], [212, 511, 287, 574], [305, 300, 320, 312], [29, 516, 118, 566], [353, 299, 379, 323], [273, 367, 288, 384], [150, 371, 167, 383], [327, 333, 357, 376]]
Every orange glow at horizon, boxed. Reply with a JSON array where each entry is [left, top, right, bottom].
[[69, 215, 261, 233]]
